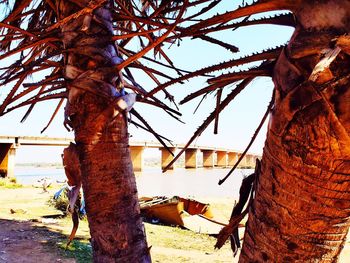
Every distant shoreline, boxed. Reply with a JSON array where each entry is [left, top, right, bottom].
[[16, 156, 186, 169], [16, 163, 63, 169], [15, 157, 181, 169]]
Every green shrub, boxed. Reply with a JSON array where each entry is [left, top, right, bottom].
[[48, 188, 70, 215]]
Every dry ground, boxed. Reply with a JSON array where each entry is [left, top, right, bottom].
[[1, 186, 350, 262], [0, 186, 236, 262]]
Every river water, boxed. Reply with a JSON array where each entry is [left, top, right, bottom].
[[15, 167, 252, 199]]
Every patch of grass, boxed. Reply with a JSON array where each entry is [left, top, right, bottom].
[[57, 239, 92, 263], [0, 177, 22, 188], [146, 223, 219, 251], [41, 228, 92, 263]]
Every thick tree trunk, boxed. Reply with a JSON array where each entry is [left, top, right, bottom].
[[240, 23, 350, 263], [57, 0, 151, 261]]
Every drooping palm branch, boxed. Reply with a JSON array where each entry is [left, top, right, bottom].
[[0, 0, 293, 151]]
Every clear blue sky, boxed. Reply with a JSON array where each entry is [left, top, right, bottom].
[[0, 0, 294, 162]]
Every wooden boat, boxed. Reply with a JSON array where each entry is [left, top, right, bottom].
[[139, 196, 226, 234]]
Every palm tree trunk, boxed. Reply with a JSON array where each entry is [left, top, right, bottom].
[[58, 1, 151, 261], [240, 29, 350, 261]]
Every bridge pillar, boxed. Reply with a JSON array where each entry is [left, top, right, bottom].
[[237, 153, 245, 168], [216, 151, 227, 167], [0, 143, 16, 178], [246, 154, 256, 168], [160, 147, 177, 170], [185, 149, 198, 169], [253, 155, 259, 167], [228, 152, 238, 166], [202, 150, 215, 168], [246, 154, 252, 168], [130, 146, 144, 172]]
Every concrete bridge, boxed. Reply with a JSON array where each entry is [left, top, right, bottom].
[[0, 135, 261, 177]]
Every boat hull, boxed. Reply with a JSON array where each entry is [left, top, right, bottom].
[[140, 196, 226, 234]]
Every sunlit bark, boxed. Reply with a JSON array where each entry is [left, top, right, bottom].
[[240, 2, 350, 261], [57, 0, 151, 261]]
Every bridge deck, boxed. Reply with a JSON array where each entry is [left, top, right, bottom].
[[0, 135, 261, 176], [0, 135, 260, 155]]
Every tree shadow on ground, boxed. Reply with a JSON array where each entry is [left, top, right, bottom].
[[0, 218, 92, 263]]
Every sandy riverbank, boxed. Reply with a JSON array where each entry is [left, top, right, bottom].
[[1, 186, 350, 262], [0, 186, 237, 262]]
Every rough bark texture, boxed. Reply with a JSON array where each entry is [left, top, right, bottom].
[[57, 0, 151, 262], [240, 2, 350, 262]]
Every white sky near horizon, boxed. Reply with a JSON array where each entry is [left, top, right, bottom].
[[0, 1, 294, 163]]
